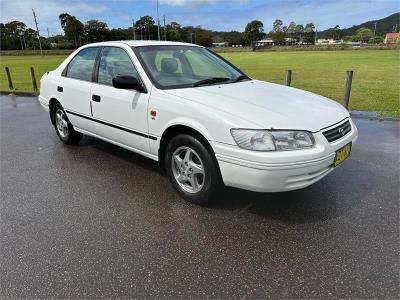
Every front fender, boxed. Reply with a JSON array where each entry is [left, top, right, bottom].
[[160, 117, 215, 142]]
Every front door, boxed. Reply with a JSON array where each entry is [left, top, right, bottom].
[[90, 46, 150, 153]]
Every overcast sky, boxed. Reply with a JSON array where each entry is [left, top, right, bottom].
[[0, 0, 398, 36]]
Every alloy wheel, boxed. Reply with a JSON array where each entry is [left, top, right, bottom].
[[55, 109, 69, 139], [171, 146, 205, 193]]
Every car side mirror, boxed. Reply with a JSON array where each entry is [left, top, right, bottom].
[[112, 75, 146, 92]]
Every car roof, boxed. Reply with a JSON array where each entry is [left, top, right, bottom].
[[81, 40, 202, 48]]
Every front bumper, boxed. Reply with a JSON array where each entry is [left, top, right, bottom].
[[38, 95, 49, 112], [213, 118, 358, 192]]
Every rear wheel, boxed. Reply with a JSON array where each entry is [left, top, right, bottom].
[[52, 103, 82, 145], [165, 134, 221, 205]]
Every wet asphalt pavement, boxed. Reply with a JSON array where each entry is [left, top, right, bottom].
[[0, 95, 399, 299]]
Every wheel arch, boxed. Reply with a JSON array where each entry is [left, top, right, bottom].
[[158, 124, 216, 169], [49, 98, 60, 124]]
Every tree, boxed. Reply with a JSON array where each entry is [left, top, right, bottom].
[[135, 16, 156, 40], [322, 25, 342, 40], [214, 30, 245, 46], [108, 28, 131, 41], [165, 22, 182, 41], [5, 20, 26, 35], [272, 19, 283, 33], [27, 36, 51, 50], [197, 34, 213, 47], [0, 21, 27, 50], [59, 13, 84, 47], [84, 20, 109, 42], [372, 35, 384, 44], [303, 22, 316, 44], [295, 24, 305, 43], [355, 27, 373, 43], [270, 19, 286, 45], [191, 26, 213, 46], [0, 21, 45, 50], [245, 20, 264, 51], [287, 21, 297, 38], [333, 25, 341, 39]]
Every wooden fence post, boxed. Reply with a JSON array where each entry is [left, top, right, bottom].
[[30, 67, 38, 91], [284, 69, 292, 86], [5, 67, 14, 90], [343, 70, 353, 109]]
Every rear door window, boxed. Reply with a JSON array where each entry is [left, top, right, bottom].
[[66, 47, 99, 81]]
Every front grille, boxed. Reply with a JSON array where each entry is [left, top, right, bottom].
[[322, 120, 351, 143]]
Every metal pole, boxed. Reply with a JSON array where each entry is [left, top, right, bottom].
[[22, 35, 27, 49], [373, 22, 377, 44], [19, 36, 24, 50], [30, 67, 38, 91], [32, 9, 43, 55], [163, 15, 166, 41], [140, 20, 143, 40], [314, 28, 317, 44], [157, 0, 160, 41], [132, 19, 136, 40], [343, 70, 353, 109], [5, 67, 14, 90], [284, 70, 292, 86]]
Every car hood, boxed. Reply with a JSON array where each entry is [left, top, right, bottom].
[[163, 80, 349, 132]]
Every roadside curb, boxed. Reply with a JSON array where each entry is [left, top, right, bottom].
[[350, 110, 400, 121], [0, 91, 38, 97]]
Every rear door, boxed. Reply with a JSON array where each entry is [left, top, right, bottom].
[[90, 46, 151, 153], [60, 47, 99, 129]]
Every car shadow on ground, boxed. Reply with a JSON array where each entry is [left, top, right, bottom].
[[78, 135, 370, 224], [79, 135, 161, 171]]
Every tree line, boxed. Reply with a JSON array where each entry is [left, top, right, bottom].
[[1, 21, 51, 50], [0, 13, 389, 51], [1, 14, 222, 50]]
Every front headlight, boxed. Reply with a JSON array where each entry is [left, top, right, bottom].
[[230, 129, 314, 151]]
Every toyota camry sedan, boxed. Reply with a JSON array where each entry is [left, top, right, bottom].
[[39, 41, 358, 204]]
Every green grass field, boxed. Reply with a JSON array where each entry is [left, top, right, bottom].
[[0, 55, 66, 92], [1, 50, 399, 116]]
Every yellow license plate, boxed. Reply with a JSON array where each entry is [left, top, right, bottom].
[[334, 143, 352, 167]]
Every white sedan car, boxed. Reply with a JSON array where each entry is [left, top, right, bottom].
[[39, 41, 358, 204]]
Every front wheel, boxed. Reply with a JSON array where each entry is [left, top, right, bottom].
[[165, 134, 221, 205]]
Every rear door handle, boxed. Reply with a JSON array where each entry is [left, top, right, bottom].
[[92, 94, 101, 102], [57, 86, 63, 92]]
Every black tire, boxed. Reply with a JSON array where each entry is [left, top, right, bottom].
[[165, 134, 221, 205], [52, 103, 82, 145]]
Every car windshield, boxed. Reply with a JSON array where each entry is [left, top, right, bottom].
[[133, 45, 247, 89]]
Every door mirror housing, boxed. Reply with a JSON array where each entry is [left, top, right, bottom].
[[112, 75, 146, 92]]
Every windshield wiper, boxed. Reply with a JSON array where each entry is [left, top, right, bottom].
[[192, 77, 231, 87], [232, 75, 251, 83]]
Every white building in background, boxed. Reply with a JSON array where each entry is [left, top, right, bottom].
[[211, 42, 228, 47], [256, 38, 274, 46], [316, 38, 343, 45]]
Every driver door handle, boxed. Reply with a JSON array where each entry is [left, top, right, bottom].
[[92, 94, 101, 102]]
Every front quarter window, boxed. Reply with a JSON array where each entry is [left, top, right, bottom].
[[134, 45, 246, 89]]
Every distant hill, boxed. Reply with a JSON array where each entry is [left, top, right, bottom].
[[320, 12, 399, 37]]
